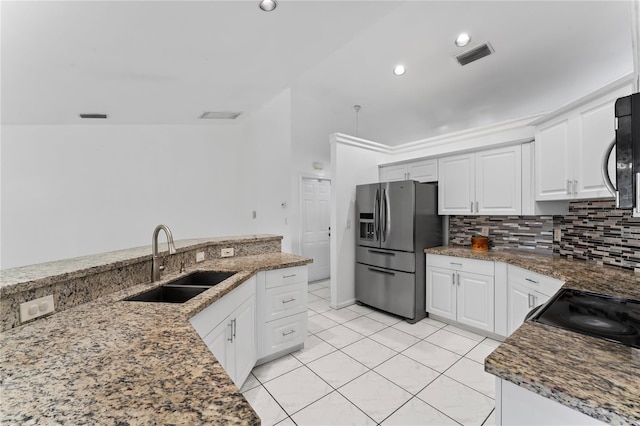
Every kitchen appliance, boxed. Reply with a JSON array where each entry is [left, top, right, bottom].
[[529, 288, 640, 349], [355, 180, 442, 323], [602, 92, 640, 216]]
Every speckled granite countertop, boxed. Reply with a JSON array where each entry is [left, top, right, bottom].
[[0, 252, 311, 425], [426, 246, 640, 425], [0, 234, 282, 295]]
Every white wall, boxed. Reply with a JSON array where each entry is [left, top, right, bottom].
[[240, 89, 294, 252], [1, 124, 246, 268], [329, 133, 385, 308]]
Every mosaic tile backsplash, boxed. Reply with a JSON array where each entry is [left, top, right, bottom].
[[555, 200, 640, 272], [448, 199, 640, 272], [448, 215, 554, 254]]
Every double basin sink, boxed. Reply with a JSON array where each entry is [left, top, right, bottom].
[[125, 271, 236, 303]]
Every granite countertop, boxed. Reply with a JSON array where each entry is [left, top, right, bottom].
[[426, 246, 640, 424], [0, 252, 312, 425]]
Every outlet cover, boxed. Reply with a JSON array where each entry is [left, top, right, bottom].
[[554, 228, 562, 242], [221, 248, 234, 258], [20, 294, 55, 323], [481, 226, 489, 236], [196, 251, 205, 262]]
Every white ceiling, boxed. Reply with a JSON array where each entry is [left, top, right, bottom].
[[1, 1, 635, 145]]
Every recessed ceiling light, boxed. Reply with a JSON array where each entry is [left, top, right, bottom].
[[393, 65, 406, 76], [455, 33, 471, 47], [259, 0, 277, 12]]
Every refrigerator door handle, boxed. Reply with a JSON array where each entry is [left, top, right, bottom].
[[374, 189, 380, 241], [381, 189, 389, 242]]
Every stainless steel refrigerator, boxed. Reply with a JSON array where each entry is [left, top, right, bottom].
[[355, 180, 442, 323]]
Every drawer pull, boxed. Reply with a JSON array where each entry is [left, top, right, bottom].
[[525, 278, 539, 284], [450, 262, 462, 266], [227, 321, 234, 343], [368, 267, 395, 276], [282, 298, 296, 304], [368, 249, 395, 256], [283, 274, 297, 279], [282, 329, 296, 336]]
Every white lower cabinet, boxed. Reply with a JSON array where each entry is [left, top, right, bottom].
[[256, 266, 308, 365], [426, 254, 495, 333], [506, 265, 564, 336], [190, 276, 257, 387], [496, 379, 606, 425]]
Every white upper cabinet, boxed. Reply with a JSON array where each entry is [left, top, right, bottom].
[[379, 158, 437, 182], [438, 145, 522, 215], [534, 82, 633, 201]]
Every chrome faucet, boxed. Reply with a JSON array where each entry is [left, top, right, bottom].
[[151, 224, 177, 282]]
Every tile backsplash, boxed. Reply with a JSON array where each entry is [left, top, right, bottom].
[[448, 215, 554, 254], [555, 200, 640, 272], [448, 199, 640, 272]]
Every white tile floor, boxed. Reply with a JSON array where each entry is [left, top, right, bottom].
[[241, 279, 500, 426]]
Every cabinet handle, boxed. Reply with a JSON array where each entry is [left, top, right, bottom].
[[232, 318, 237, 339], [566, 180, 571, 195], [525, 278, 539, 284], [573, 180, 578, 196], [227, 321, 234, 342], [456, 273, 460, 286], [470, 201, 474, 213], [452, 273, 455, 285], [282, 329, 296, 336], [282, 298, 296, 304], [528, 293, 538, 309], [449, 262, 462, 266], [475, 201, 479, 213], [283, 274, 297, 279]]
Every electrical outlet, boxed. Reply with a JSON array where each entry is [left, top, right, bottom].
[[554, 228, 562, 242], [196, 251, 205, 262], [481, 226, 489, 236], [20, 295, 55, 323], [221, 248, 234, 258]]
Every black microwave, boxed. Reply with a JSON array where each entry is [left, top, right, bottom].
[[603, 92, 640, 214]]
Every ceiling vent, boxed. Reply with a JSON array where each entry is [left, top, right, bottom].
[[79, 113, 108, 119], [455, 42, 494, 66], [198, 111, 243, 120]]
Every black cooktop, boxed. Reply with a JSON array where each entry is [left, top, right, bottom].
[[529, 288, 640, 349]]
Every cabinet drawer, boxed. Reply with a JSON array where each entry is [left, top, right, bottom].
[[265, 266, 308, 289], [261, 313, 307, 356], [265, 283, 307, 321], [427, 254, 494, 276], [357, 246, 415, 273], [508, 265, 564, 297]]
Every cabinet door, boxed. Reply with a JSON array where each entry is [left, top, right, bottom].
[[535, 119, 573, 201], [574, 99, 616, 199], [230, 295, 256, 387], [407, 159, 437, 182], [507, 281, 533, 336], [379, 164, 407, 182], [203, 318, 232, 373], [457, 271, 494, 332], [426, 266, 456, 321], [476, 146, 522, 215], [438, 154, 474, 215]]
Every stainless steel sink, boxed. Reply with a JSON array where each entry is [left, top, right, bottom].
[[124, 271, 236, 303]]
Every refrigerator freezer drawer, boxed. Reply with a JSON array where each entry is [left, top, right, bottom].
[[356, 246, 415, 273], [356, 263, 415, 319]]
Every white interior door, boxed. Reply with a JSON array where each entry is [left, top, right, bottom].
[[301, 178, 331, 282]]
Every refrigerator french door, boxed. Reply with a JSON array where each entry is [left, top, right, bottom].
[[355, 181, 442, 323]]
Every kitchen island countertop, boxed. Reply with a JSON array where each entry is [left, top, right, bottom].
[[0, 252, 311, 425], [425, 246, 640, 425]]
